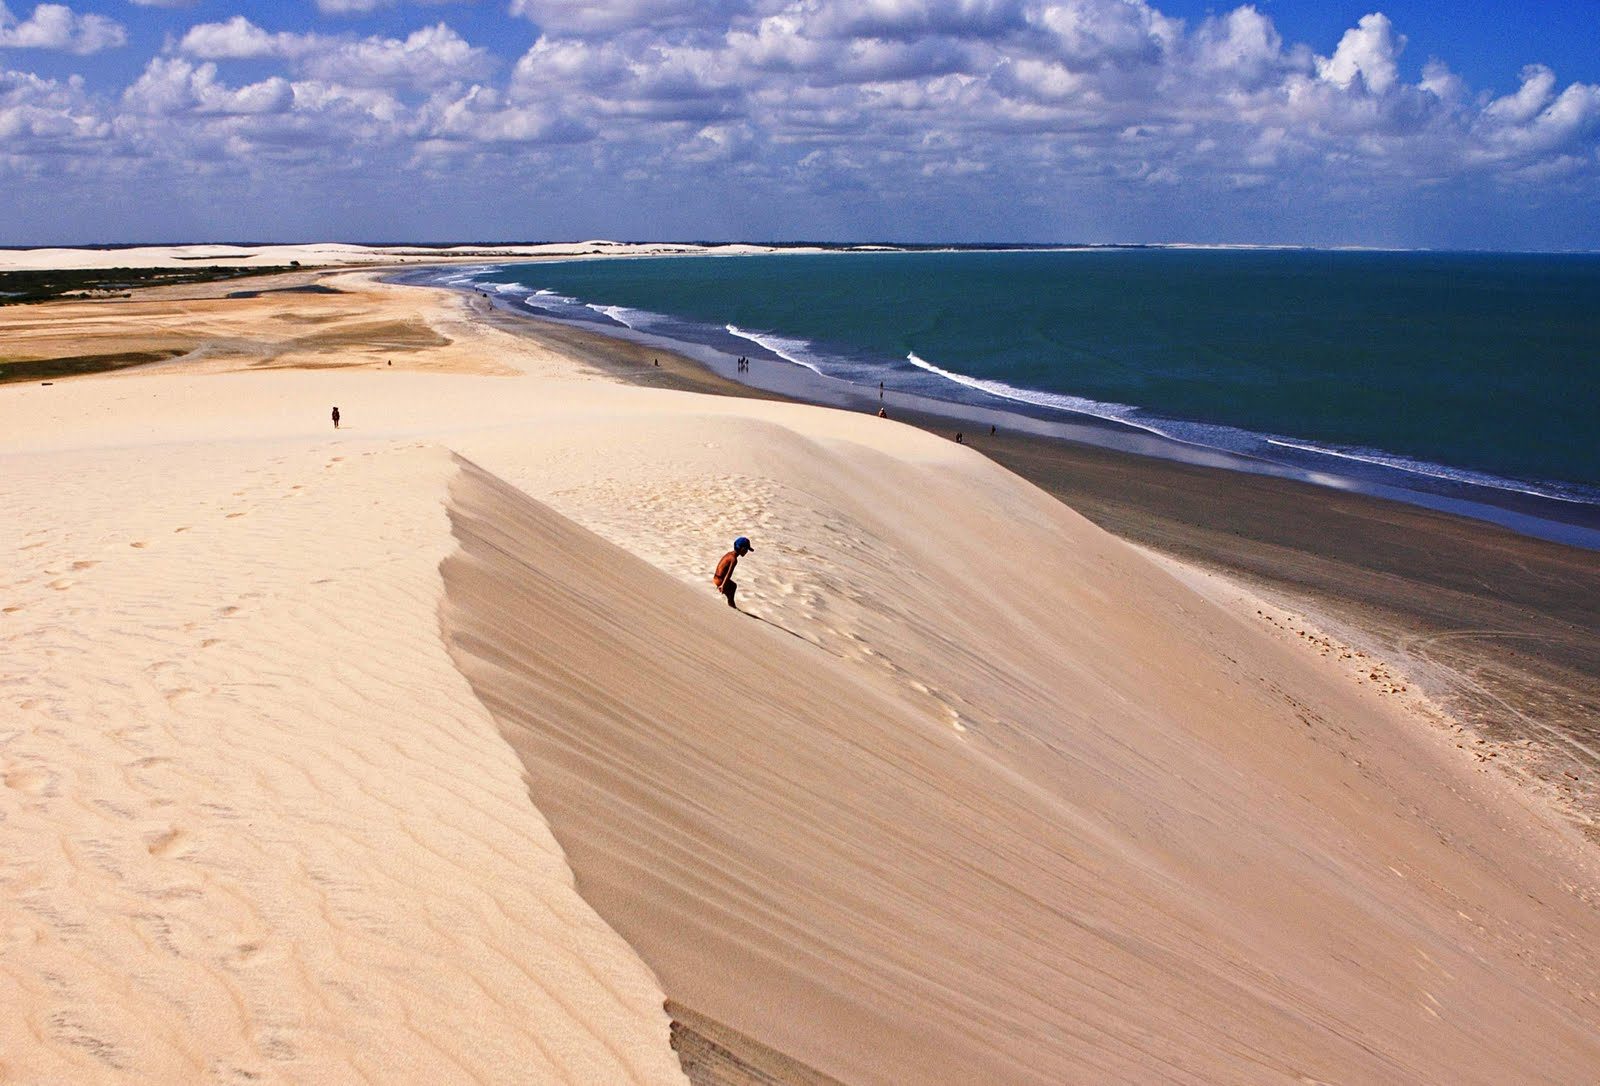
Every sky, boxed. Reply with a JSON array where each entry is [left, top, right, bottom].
[[1, 0, 1597, 247]]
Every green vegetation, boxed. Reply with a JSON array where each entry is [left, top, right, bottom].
[[0, 265, 298, 305], [0, 350, 188, 385]]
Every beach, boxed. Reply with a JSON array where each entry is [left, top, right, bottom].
[[492, 303, 1600, 839], [4, 259, 1600, 1083]]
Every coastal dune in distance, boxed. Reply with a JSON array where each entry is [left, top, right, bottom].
[[3, 262, 1599, 1083]]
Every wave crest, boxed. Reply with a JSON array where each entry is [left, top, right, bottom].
[[726, 325, 830, 376], [905, 352, 1169, 438]]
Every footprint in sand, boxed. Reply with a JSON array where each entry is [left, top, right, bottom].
[[144, 828, 190, 858], [47, 579, 73, 591], [225, 512, 247, 519], [3, 605, 22, 614], [70, 560, 97, 571], [4, 767, 53, 795], [20, 542, 44, 551], [173, 527, 190, 534], [218, 605, 242, 617], [200, 638, 222, 648], [129, 541, 148, 549]]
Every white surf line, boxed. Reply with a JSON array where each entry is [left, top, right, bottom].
[[725, 325, 836, 379], [905, 351, 1189, 442], [1265, 438, 1591, 506]]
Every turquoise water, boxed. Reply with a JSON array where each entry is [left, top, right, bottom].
[[455, 249, 1600, 505]]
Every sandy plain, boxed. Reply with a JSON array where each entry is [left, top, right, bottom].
[[3, 266, 1599, 1084]]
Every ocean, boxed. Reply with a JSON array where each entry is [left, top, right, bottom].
[[421, 249, 1600, 543]]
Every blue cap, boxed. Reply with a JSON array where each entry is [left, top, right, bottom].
[[734, 536, 753, 552]]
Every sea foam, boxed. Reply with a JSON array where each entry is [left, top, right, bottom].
[[1264, 438, 1593, 505], [726, 325, 832, 377], [586, 303, 649, 329], [905, 352, 1170, 438]]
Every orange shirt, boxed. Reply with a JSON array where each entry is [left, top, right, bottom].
[[713, 550, 738, 587]]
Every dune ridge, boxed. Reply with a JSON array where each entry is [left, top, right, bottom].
[[3, 273, 1598, 1083], [438, 434, 1600, 1085], [1, 415, 687, 1082]]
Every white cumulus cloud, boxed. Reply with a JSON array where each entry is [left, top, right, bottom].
[[0, 2, 125, 54], [123, 57, 293, 116], [0, 65, 105, 153], [179, 18, 493, 88], [2, 1, 1598, 245], [1316, 12, 1403, 95]]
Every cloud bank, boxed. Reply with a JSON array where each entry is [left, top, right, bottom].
[[1, 0, 1596, 244]]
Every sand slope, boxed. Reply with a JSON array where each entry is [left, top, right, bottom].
[[441, 406, 1600, 1085], [3, 280, 1598, 1084], [1, 392, 687, 1082]]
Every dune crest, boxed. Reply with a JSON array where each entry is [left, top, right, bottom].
[[441, 433, 1600, 1084], [1, 434, 686, 1083], [4, 274, 1597, 1084]]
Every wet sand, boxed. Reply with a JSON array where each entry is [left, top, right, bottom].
[[482, 302, 1600, 839]]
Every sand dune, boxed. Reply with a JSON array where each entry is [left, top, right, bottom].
[[1, 384, 688, 1083], [0, 241, 810, 273], [441, 414, 1600, 1085], [3, 279, 1598, 1083]]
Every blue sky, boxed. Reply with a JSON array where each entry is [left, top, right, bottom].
[[2, 1, 1597, 247]]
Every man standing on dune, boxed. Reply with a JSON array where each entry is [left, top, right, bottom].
[[713, 537, 754, 609]]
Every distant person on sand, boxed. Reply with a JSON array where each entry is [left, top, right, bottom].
[[990, 424, 996, 436], [955, 432, 964, 444], [331, 406, 340, 430], [712, 536, 754, 609], [877, 406, 887, 418]]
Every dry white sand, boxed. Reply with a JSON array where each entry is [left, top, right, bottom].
[[3, 274, 1599, 1083], [0, 241, 806, 272]]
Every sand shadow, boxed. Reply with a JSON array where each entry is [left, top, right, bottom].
[[741, 610, 848, 661]]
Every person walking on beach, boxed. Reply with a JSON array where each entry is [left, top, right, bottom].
[[712, 536, 754, 609], [331, 406, 340, 430]]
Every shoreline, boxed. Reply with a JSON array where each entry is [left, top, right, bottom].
[[9, 265, 1600, 1082], [462, 288, 1600, 839], [411, 261, 1600, 551]]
